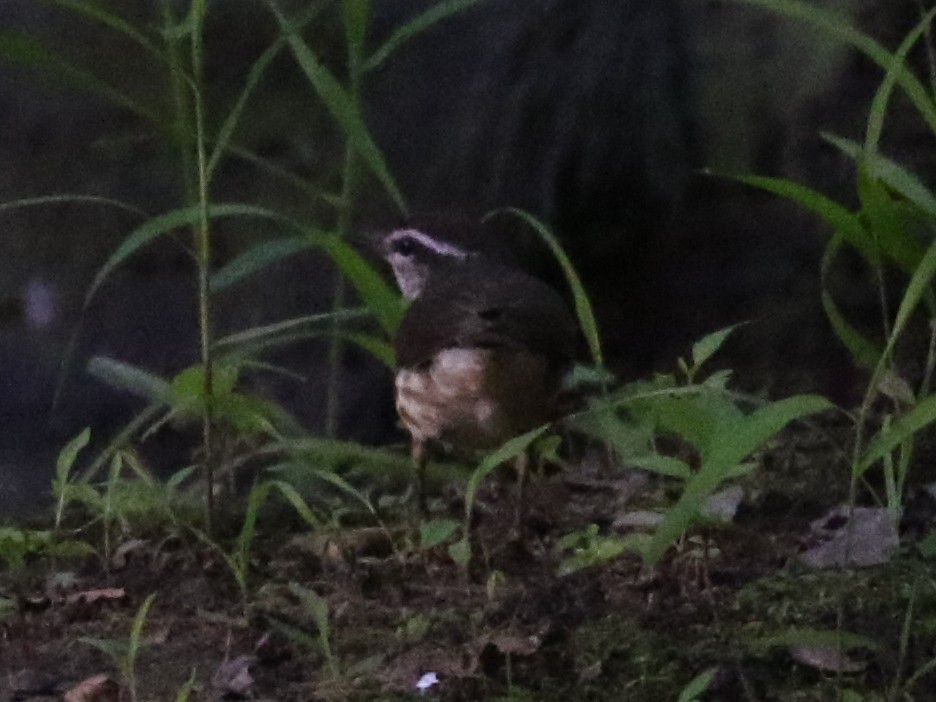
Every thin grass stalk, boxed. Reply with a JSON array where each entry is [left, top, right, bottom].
[[189, 0, 216, 533], [159, 1, 196, 203], [325, 7, 365, 437]]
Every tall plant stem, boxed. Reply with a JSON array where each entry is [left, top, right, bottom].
[[324, 11, 364, 437], [189, 0, 216, 534]]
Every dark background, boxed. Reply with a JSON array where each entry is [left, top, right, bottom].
[[0, 0, 932, 515]]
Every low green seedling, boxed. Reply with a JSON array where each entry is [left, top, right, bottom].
[[554, 524, 647, 576], [80, 592, 157, 702]]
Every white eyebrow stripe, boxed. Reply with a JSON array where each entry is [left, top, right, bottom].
[[388, 228, 471, 259]]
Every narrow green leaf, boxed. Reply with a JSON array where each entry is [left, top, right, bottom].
[[79, 403, 165, 480], [821, 288, 881, 370], [727, 173, 873, 261], [87, 356, 173, 402], [239, 482, 272, 565], [626, 454, 692, 479], [419, 519, 460, 549], [211, 237, 312, 292], [858, 393, 936, 476], [160, 3, 198, 40], [691, 323, 744, 371], [677, 668, 717, 702], [732, 0, 936, 135], [56, 428, 91, 484], [321, 235, 404, 334], [0, 194, 147, 218], [344, 333, 396, 367], [863, 8, 936, 159], [464, 425, 549, 521], [0, 32, 161, 124], [208, 43, 282, 181], [86, 203, 299, 306], [127, 592, 157, 663], [172, 363, 239, 401], [823, 134, 936, 219], [448, 537, 471, 566], [748, 628, 878, 653], [38, 0, 164, 63], [856, 166, 922, 274], [306, 468, 376, 513], [267, 479, 324, 527], [269, 3, 407, 213], [364, 0, 486, 72], [883, 233, 936, 369], [287, 582, 337, 678], [707, 394, 833, 468], [174, 669, 198, 702], [644, 394, 833, 564], [225, 146, 344, 208], [491, 209, 603, 367], [207, 2, 333, 180], [214, 308, 374, 357], [342, 0, 371, 61]]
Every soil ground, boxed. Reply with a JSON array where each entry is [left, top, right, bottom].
[[4, 417, 936, 702]]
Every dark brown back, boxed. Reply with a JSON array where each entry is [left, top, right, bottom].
[[394, 259, 578, 369]]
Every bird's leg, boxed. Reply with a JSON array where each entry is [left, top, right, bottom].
[[512, 449, 530, 533], [412, 438, 429, 516]]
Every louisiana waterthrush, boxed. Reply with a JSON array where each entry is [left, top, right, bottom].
[[378, 220, 578, 513]]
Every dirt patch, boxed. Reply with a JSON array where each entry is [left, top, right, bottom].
[[3, 421, 936, 701]]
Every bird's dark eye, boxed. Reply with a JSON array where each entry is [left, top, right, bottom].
[[391, 237, 416, 256]]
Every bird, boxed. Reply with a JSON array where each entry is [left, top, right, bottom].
[[376, 218, 578, 517]]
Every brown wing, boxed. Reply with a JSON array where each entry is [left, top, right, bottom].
[[395, 261, 578, 369]]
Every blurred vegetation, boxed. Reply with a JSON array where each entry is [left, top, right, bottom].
[[6, 1, 936, 699]]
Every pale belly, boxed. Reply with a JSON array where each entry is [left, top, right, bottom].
[[395, 347, 557, 450]]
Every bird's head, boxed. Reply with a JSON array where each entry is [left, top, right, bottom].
[[378, 227, 476, 300]]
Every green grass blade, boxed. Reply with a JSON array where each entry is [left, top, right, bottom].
[[213, 308, 373, 352], [707, 394, 833, 467], [0, 32, 162, 124], [820, 230, 882, 369], [79, 403, 165, 481], [880, 235, 936, 376], [211, 237, 315, 292], [343, 0, 370, 63], [268, 1, 407, 213], [491, 208, 603, 366], [128, 592, 157, 663], [0, 194, 147, 218], [207, 40, 280, 182], [823, 134, 936, 218], [86, 356, 173, 402], [364, 0, 486, 72], [55, 428, 91, 485], [726, 173, 873, 261], [858, 393, 936, 477], [267, 479, 324, 527], [85, 203, 300, 306], [343, 332, 396, 367], [821, 288, 881, 370], [464, 425, 549, 522], [863, 8, 936, 158], [224, 146, 343, 208], [733, 0, 936, 135], [320, 235, 404, 334], [645, 394, 832, 564], [37, 0, 164, 64], [691, 323, 744, 371], [207, 2, 334, 180], [677, 668, 717, 702], [214, 230, 402, 334]]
